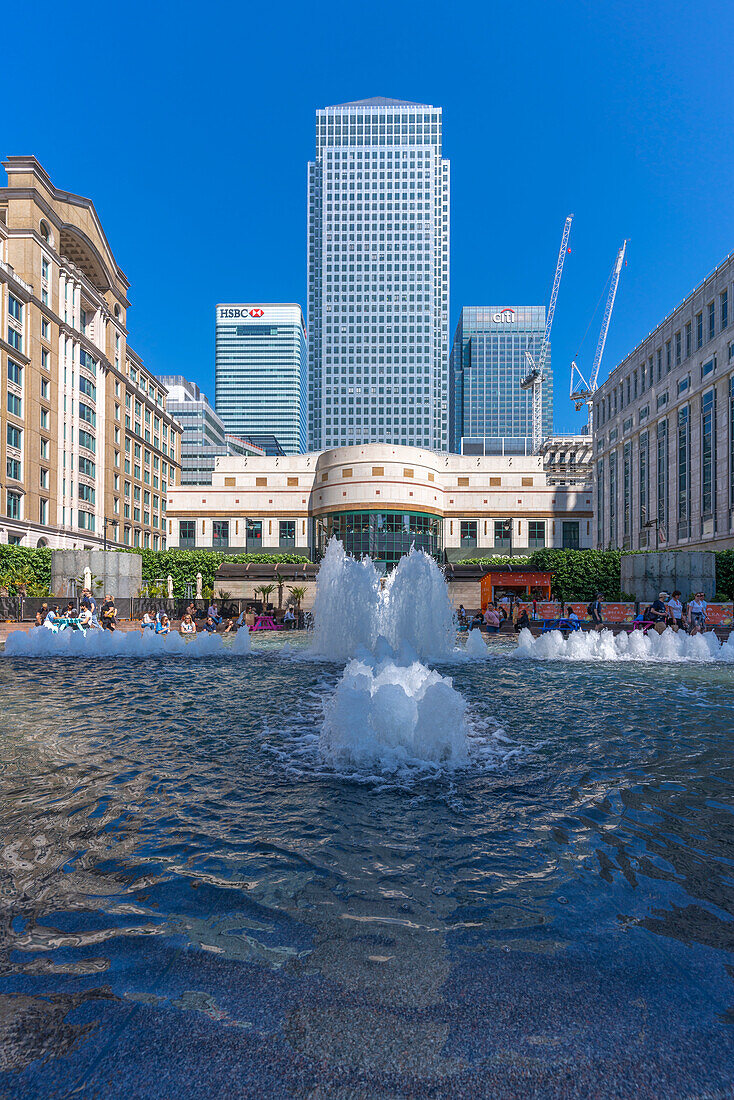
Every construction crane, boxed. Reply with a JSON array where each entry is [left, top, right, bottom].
[[521, 214, 573, 453], [569, 239, 628, 434]]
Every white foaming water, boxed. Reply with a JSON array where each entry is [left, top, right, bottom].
[[319, 638, 468, 774], [3, 626, 252, 659], [465, 628, 489, 658], [382, 547, 456, 661], [310, 538, 456, 663], [310, 539, 382, 661], [514, 626, 734, 663]]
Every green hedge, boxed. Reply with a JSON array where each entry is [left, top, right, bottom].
[[457, 549, 623, 601], [0, 546, 309, 597], [0, 546, 52, 591]]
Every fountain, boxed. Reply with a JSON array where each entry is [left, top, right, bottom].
[[465, 627, 489, 658], [312, 539, 470, 772], [311, 538, 456, 663], [3, 624, 252, 658], [514, 625, 734, 662], [320, 637, 468, 773]]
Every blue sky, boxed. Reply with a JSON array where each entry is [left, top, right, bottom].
[[4, 0, 733, 433]]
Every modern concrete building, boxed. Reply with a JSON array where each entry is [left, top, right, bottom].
[[214, 304, 307, 455], [594, 250, 734, 551], [158, 374, 263, 484], [0, 156, 181, 549], [449, 306, 552, 454], [165, 442, 593, 564], [307, 98, 450, 452]]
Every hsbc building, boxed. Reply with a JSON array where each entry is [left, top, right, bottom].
[[215, 303, 308, 454]]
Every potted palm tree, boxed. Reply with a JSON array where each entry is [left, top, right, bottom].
[[287, 585, 307, 628], [255, 583, 276, 613]]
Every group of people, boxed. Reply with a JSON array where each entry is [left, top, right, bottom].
[[35, 589, 119, 632], [459, 598, 534, 634], [636, 590, 708, 634], [33, 592, 302, 638]]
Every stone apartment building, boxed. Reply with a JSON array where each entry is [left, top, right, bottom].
[[0, 156, 181, 549], [594, 250, 734, 551]]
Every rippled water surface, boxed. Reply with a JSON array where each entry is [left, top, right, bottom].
[[1, 634, 734, 1098]]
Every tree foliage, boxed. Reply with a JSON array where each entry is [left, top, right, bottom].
[[716, 551, 734, 599], [0, 546, 52, 591]]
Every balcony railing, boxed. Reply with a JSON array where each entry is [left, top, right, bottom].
[[0, 259, 33, 294]]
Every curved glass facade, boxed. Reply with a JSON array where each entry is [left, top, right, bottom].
[[315, 509, 442, 566]]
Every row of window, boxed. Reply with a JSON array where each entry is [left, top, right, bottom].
[[597, 288, 731, 426], [178, 518, 294, 549], [597, 380, 734, 546]]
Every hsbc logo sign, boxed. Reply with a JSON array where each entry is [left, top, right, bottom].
[[492, 307, 516, 323], [218, 307, 265, 320]]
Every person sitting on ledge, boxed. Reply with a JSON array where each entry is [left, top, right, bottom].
[[203, 615, 217, 634], [283, 607, 296, 630], [567, 609, 579, 625], [516, 608, 531, 632], [35, 604, 48, 626], [79, 605, 94, 629], [141, 612, 155, 631], [155, 614, 170, 635], [179, 613, 196, 635], [207, 602, 221, 625], [43, 605, 61, 629]]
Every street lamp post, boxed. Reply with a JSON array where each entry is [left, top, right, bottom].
[[502, 518, 513, 558], [102, 517, 115, 553]]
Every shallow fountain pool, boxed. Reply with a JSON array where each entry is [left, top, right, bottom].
[[1, 631, 733, 1098]]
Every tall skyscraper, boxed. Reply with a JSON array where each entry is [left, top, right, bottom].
[[215, 304, 308, 455], [307, 97, 450, 451], [449, 306, 553, 455]]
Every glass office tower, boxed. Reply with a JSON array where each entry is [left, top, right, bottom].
[[215, 304, 308, 455], [449, 306, 552, 454], [158, 375, 263, 484], [307, 97, 450, 451]]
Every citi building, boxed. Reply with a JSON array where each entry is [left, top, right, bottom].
[[215, 304, 308, 455], [307, 97, 450, 451], [449, 305, 552, 454]]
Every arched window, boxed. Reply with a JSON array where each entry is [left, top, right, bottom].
[[39, 219, 53, 246]]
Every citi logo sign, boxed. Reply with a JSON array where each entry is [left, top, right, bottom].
[[219, 307, 265, 319], [492, 307, 515, 323]]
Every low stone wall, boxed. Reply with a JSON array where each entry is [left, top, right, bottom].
[[621, 551, 717, 603], [50, 550, 142, 599]]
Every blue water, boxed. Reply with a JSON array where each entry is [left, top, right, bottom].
[[1, 635, 733, 1098]]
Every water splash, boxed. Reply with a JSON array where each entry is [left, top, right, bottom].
[[310, 538, 382, 661], [319, 637, 468, 775], [310, 538, 456, 663], [382, 548, 456, 661], [3, 626, 252, 659], [513, 626, 734, 663], [465, 628, 489, 658]]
